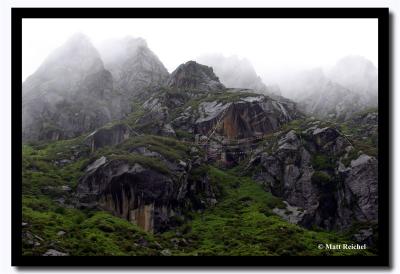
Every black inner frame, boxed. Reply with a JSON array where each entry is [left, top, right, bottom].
[[11, 7, 390, 267]]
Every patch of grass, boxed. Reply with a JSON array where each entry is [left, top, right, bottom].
[[175, 129, 194, 141], [22, 197, 162, 256], [107, 153, 171, 175], [22, 141, 89, 195], [117, 135, 190, 162], [125, 101, 146, 128]]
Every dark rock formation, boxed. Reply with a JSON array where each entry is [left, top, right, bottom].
[[246, 122, 378, 231], [86, 123, 132, 152], [167, 61, 225, 92], [76, 151, 217, 233]]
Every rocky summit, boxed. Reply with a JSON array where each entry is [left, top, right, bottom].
[[167, 61, 225, 92], [21, 33, 379, 256], [98, 36, 170, 98]]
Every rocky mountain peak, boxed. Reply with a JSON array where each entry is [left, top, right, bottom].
[[327, 55, 378, 97], [21, 33, 122, 142], [65, 32, 93, 47], [25, 33, 104, 88], [124, 36, 148, 51], [167, 61, 225, 91], [97, 36, 169, 96]]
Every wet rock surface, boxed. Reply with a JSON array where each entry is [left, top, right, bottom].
[[246, 121, 378, 231], [86, 123, 132, 151]]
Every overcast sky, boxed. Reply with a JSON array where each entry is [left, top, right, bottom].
[[22, 18, 378, 82]]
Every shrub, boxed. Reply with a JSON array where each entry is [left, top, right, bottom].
[[312, 154, 335, 170], [311, 171, 332, 186]]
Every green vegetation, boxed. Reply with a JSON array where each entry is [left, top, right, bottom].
[[311, 154, 335, 171], [22, 138, 89, 195], [125, 101, 146, 128], [311, 171, 333, 187], [117, 135, 190, 162], [339, 108, 378, 158], [342, 148, 360, 167], [23, 199, 162, 256], [108, 153, 171, 175], [175, 129, 194, 141]]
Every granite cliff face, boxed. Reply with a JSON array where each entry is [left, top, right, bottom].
[[193, 95, 297, 139], [134, 62, 301, 166], [144, 62, 296, 133], [245, 119, 378, 231], [76, 138, 217, 233]]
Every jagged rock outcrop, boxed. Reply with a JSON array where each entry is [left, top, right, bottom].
[[98, 37, 169, 99], [344, 109, 378, 143], [86, 123, 133, 152], [133, 60, 300, 145], [167, 61, 225, 92], [246, 121, 378, 231], [194, 95, 298, 139], [76, 147, 217, 233], [22, 33, 125, 142]]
